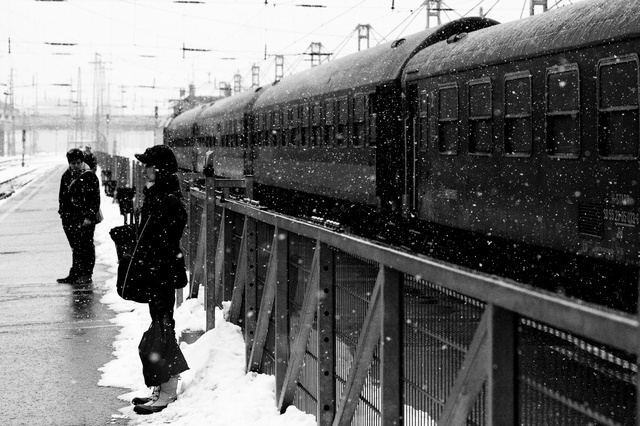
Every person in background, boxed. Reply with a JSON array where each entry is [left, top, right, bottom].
[[57, 148, 100, 284], [130, 145, 189, 415], [84, 145, 98, 173]]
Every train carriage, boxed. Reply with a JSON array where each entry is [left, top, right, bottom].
[[196, 88, 263, 179], [402, 0, 640, 268], [164, 104, 208, 172], [249, 18, 497, 219]]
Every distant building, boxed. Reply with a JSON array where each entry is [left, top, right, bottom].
[[0, 100, 16, 156], [170, 83, 222, 118]]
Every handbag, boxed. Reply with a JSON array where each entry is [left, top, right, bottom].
[[109, 224, 137, 261], [114, 218, 152, 303], [138, 318, 189, 386], [95, 208, 104, 224]]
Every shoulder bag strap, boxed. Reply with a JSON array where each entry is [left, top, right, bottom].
[[122, 215, 153, 296]]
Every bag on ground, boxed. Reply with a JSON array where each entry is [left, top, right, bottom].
[[138, 319, 189, 386]]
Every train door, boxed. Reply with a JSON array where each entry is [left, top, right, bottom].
[[404, 84, 418, 215], [404, 84, 432, 217], [374, 82, 403, 212], [406, 83, 435, 220], [243, 112, 254, 176]]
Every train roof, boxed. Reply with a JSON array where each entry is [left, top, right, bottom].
[[404, 0, 640, 79], [165, 104, 208, 140], [196, 88, 263, 133], [253, 17, 497, 110]]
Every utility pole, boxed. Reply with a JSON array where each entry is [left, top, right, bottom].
[[91, 53, 107, 152], [425, 0, 442, 28], [307, 42, 331, 67], [233, 72, 242, 94], [530, 0, 548, 15], [8, 69, 15, 156], [275, 55, 284, 82], [251, 64, 260, 88], [356, 24, 371, 51]]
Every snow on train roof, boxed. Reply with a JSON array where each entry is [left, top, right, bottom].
[[196, 88, 263, 133], [165, 104, 207, 140], [253, 17, 497, 109], [405, 0, 640, 79]]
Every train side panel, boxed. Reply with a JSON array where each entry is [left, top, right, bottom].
[[404, 0, 640, 265]]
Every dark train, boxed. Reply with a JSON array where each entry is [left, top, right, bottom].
[[164, 0, 640, 311]]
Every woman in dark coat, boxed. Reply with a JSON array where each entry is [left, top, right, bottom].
[[131, 145, 189, 415]]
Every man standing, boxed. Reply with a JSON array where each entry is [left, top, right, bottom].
[[57, 148, 101, 284], [84, 145, 98, 172]]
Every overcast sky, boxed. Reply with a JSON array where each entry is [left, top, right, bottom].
[[1, 0, 583, 117]]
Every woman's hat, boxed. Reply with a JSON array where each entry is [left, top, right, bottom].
[[135, 145, 178, 174]]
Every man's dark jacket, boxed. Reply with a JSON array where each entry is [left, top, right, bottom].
[[58, 169, 100, 224]]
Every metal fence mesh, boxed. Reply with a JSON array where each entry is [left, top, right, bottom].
[[403, 277, 486, 426], [518, 318, 637, 426], [334, 251, 382, 426]]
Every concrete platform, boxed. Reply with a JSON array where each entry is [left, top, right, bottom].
[[0, 164, 128, 426]]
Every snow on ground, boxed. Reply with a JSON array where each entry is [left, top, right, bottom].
[[1, 157, 315, 425], [91, 169, 316, 425]]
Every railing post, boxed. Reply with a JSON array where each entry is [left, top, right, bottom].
[[274, 229, 289, 404], [381, 268, 403, 425], [317, 243, 335, 425], [245, 217, 258, 365], [204, 165, 216, 330], [188, 187, 198, 281], [488, 304, 517, 425]]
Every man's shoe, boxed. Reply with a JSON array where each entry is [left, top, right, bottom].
[[56, 275, 76, 284], [73, 275, 93, 284]]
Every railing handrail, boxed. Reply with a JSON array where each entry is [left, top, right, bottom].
[[189, 187, 637, 355]]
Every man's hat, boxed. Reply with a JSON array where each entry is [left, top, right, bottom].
[[135, 145, 178, 174]]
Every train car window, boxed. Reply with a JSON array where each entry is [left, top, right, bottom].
[[418, 91, 429, 152], [337, 97, 349, 147], [286, 107, 295, 146], [368, 93, 377, 147], [324, 100, 335, 146], [301, 105, 310, 147], [312, 104, 323, 147], [546, 65, 580, 158], [504, 72, 532, 156], [236, 119, 243, 147], [271, 110, 280, 147], [438, 83, 459, 155], [353, 95, 366, 147], [468, 79, 493, 155], [598, 55, 639, 159]]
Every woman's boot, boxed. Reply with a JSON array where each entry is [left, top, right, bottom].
[[133, 376, 179, 415], [131, 386, 159, 405]]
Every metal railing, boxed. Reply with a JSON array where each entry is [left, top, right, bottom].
[[101, 153, 639, 425]]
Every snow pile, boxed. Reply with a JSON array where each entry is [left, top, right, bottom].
[[93, 170, 315, 425]]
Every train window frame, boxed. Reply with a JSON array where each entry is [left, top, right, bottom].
[[337, 96, 349, 147], [503, 71, 533, 157], [353, 94, 366, 148], [437, 82, 459, 155], [418, 90, 429, 152], [467, 77, 493, 156], [324, 99, 335, 146], [597, 54, 640, 160], [311, 103, 323, 147], [272, 110, 282, 147], [301, 104, 311, 147], [545, 64, 581, 159]]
